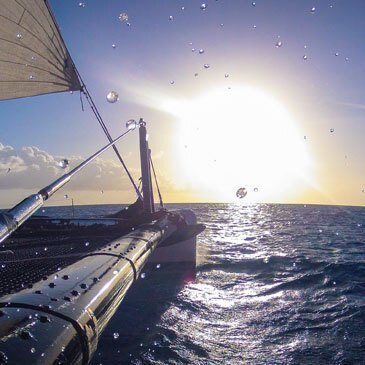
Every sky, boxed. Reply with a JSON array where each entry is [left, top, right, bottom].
[[0, 0, 364, 207]]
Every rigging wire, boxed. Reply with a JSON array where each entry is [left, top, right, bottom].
[[45, 1, 142, 200], [74, 69, 142, 200], [149, 155, 164, 208]]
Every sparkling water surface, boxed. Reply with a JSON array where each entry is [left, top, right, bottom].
[[41, 203, 365, 364]]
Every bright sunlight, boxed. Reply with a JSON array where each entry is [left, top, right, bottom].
[[164, 86, 314, 202]]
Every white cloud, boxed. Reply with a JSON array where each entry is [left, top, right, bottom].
[[0, 142, 139, 192]]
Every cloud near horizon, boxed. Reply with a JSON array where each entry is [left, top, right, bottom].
[[0, 142, 138, 191], [0, 142, 184, 205]]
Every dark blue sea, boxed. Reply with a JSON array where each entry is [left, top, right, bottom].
[[42, 203, 365, 364]]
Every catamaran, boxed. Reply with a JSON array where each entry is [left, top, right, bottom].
[[0, 1, 204, 364]]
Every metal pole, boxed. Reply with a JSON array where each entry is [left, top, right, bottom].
[[0, 129, 132, 243], [139, 120, 153, 213]]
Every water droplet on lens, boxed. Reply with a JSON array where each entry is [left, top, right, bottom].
[[113, 270, 118, 275], [330, 128, 334, 133], [310, 7, 316, 14], [253, 187, 258, 192], [276, 41, 282, 48], [16, 33, 22, 39], [78, 2, 86, 7], [113, 332, 119, 339], [303, 55, 308, 60], [335, 51, 339, 56], [181, 6, 185, 11], [170, 80, 175, 85], [203, 64, 210, 69], [156, 264, 161, 269], [194, 73, 199, 77], [225, 73, 229, 78], [169, 15, 174, 21], [140, 272, 146, 279], [345, 57, 349, 62], [199, 49, 204, 54], [252, 2, 256, 6], [29, 75, 34, 80], [58, 159, 69, 169], [31, 348, 36, 354], [119, 13, 129, 22], [236, 187, 247, 198], [106, 91, 119, 103], [191, 48, 196, 52], [85, 242, 90, 247], [64, 194, 68, 199], [112, 44, 117, 49], [126, 119, 137, 130], [200, 3, 207, 10]]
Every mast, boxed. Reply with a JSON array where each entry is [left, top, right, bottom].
[[139, 120, 154, 213]]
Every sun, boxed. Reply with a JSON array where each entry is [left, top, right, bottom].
[[163, 86, 313, 202]]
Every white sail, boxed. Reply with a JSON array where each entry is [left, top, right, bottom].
[[0, 0, 81, 101]]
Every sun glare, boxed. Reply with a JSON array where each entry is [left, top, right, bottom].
[[164, 86, 313, 202]]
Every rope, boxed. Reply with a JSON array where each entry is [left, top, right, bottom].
[[74, 69, 142, 200], [149, 155, 164, 208]]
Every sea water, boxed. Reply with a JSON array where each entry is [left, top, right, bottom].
[[42, 203, 365, 364]]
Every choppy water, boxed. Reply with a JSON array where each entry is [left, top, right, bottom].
[[44, 203, 365, 364]]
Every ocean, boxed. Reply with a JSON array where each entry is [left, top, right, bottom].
[[44, 203, 365, 364]]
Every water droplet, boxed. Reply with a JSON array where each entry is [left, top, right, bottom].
[[16, 33, 22, 40], [310, 7, 316, 14], [78, 2, 86, 7], [30, 348, 36, 354], [194, 73, 199, 77], [253, 24, 257, 29], [319, 229, 323, 233], [304, 135, 307, 140], [112, 44, 117, 49], [345, 57, 349, 62], [252, 2, 256, 6], [330, 128, 334, 133], [191, 48, 196, 52], [225, 73, 229, 78], [126, 22, 131, 27], [169, 15, 174, 21], [275, 41, 282, 48], [236, 187, 247, 198], [220, 23, 224, 27], [106, 91, 119, 103], [253, 187, 259, 192], [119, 13, 129, 22], [303, 55, 308, 60], [1, 264, 5, 269], [335, 52, 339, 57], [199, 49, 205, 54], [200, 3, 207, 10], [181, 6, 185, 11], [113, 270, 118, 275], [170, 80, 175, 85], [156, 264, 161, 269], [203, 64, 210, 69], [113, 332, 119, 339], [58, 159, 69, 169], [126, 119, 137, 130], [140, 272, 146, 279], [85, 242, 90, 247], [29, 75, 34, 80], [64, 194, 68, 199]]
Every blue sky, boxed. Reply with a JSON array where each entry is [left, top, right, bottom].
[[1, 0, 364, 206]]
